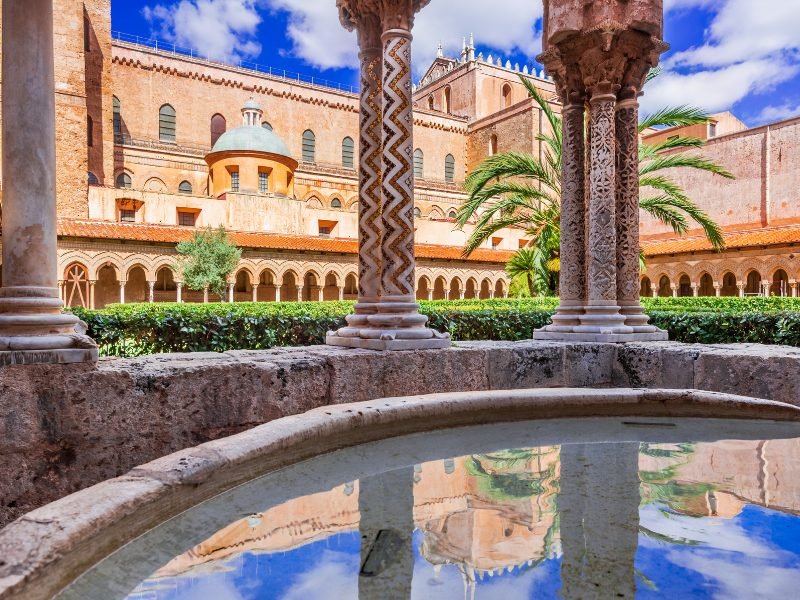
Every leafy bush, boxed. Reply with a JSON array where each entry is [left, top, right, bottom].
[[69, 297, 800, 357]]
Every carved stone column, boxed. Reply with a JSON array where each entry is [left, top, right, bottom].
[[538, 98, 586, 332], [0, 0, 96, 362], [329, 0, 446, 350]]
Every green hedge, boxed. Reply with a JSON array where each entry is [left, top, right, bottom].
[[69, 297, 800, 357]]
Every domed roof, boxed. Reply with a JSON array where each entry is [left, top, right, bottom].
[[243, 98, 261, 110], [210, 125, 292, 157]]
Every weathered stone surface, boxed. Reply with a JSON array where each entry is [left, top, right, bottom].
[[3, 341, 800, 532]]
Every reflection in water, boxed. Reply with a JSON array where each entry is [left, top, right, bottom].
[[127, 439, 800, 599]]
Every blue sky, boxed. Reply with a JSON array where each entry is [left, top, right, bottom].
[[111, 0, 800, 126]]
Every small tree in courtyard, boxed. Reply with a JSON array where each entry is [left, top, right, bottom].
[[174, 226, 242, 301]]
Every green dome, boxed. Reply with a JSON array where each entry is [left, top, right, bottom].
[[211, 126, 292, 157]]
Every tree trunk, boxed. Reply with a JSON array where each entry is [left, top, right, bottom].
[[527, 273, 535, 297]]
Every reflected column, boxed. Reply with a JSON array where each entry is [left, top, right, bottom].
[[559, 442, 640, 599], [358, 467, 414, 600]]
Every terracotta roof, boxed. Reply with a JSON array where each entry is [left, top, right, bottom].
[[57, 219, 513, 264], [643, 224, 800, 256]]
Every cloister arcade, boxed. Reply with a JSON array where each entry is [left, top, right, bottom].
[[641, 261, 800, 297], [55, 252, 508, 309]]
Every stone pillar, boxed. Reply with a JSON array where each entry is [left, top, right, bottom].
[[574, 89, 631, 335], [738, 283, 745, 298], [671, 285, 678, 298], [691, 284, 699, 297], [714, 284, 721, 297], [203, 286, 209, 304], [533, 0, 667, 343], [426, 289, 433, 301], [791, 282, 798, 298], [119, 282, 126, 305], [761, 281, 770, 297], [176, 283, 183, 303], [488, 290, 494, 299], [541, 99, 586, 332], [89, 281, 97, 310], [275, 286, 281, 303], [57, 281, 65, 303], [148, 281, 155, 303], [358, 468, 414, 600], [0, 0, 96, 362], [228, 282, 235, 303], [297, 286, 304, 302], [329, 0, 447, 351], [252, 284, 259, 302], [458, 289, 465, 300], [337, 286, 345, 301]]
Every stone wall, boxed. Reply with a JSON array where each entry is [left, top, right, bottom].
[[2, 340, 800, 528]]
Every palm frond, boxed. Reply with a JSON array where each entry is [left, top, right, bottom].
[[640, 196, 690, 234], [645, 66, 662, 84], [640, 153, 735, 179], [639, 105, 710, 132], [640, 136, 705, 159]]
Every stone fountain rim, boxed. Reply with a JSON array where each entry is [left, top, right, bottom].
[[1, 386, 799, 600]]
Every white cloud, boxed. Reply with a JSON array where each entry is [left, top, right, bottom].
[[641, 58, 799, 115], [143, 0, 265, 63], [266, 0, 542, 75], [753, 102, 800, 125]]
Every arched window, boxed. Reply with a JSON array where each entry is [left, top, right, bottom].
[[179, 180, 193, 195], [502, 83, 512, 108], [745, 270, 762, 295], [302, 129, 316, 163], [448, 209, 457, 219], [113, 96, 121, 138], [413, 149, 424, 179], [87, 116, 93, 147], [640, 277, 652, 297], [210, 113, 226, 146], [87, 172, 99, 185], [262, 121, 273, 132], [331, 198, 342, 209], [413, 207, 421, 218], [489, 134, 498, 156], [159, 104, 176, 142], [341, 137, 355, 168], [443, 86, 451, 114], [116, 172, 132, 189], [427, 95, 434, 110], [444, 154, 455, 183]]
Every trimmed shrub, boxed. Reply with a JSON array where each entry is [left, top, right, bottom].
[[69, 297, 800, 357]]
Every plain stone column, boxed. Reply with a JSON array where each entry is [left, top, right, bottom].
[[691, 285, 699, 297], [338, 285, 345, 301], [274, 286, 281, 303], [119, 282, 126, 304], [0, 0, 95, 360], [252, 284, 259, 302], [176, 282, 183, 303], [203, 286, 209, 303], [297, 286, 304, 302], [671, 285, 678, 298], [89, 281, 97, 310], [358, 468, 414, 600], [738, 283, 745, 298], [228, 282, 235, 303], [148, 282, 155, 303], [714, 284, 721, 297]]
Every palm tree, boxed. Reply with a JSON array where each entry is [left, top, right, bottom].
[[458, 74, 734, 295]]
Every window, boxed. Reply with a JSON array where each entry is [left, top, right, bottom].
[[84, 17, 90, 52], [178, 211, 196, 227], [116, 172, 132, 189], [230, 169, 240, 192], [210, 114, 226, 146], [159, 104, 176, 142], [262, 121, 273, 132], [709, 122, 717, 137], [179, 180, 193, 195], [259, 171, 269, 194], [413, 207, 421, 218], [502, 84, 512, 108], [119, 209, 135, 223], [87, 117, 93, 147], [443, 87, 451, 114], [427, 95, 434, 110], [302, 129, 316, 162], [444, 154, 455, 183], [342, 137, 355, 168], [448, 209, 457, 219], [413, 149, 424, 178], [87, 172, 98, 185], [489, 134, 498, 156], [113, 96, 122, 138], [331, 198, 342, 209], [491, 237, 503, 249], [318, 220, 337, 238]]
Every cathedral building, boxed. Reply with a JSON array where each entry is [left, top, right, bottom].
[[0, 0, 798, 308]]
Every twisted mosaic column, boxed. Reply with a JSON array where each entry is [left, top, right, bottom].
[[616, 97, 658, 332], [545, 101, 586, 331], [334, 17, 384, 339], [575, 92, 631, 333]]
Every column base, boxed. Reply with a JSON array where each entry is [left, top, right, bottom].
[[0, 346, 98, 365], [532, 329, 668, 343], [327, 298, 451, 351]]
